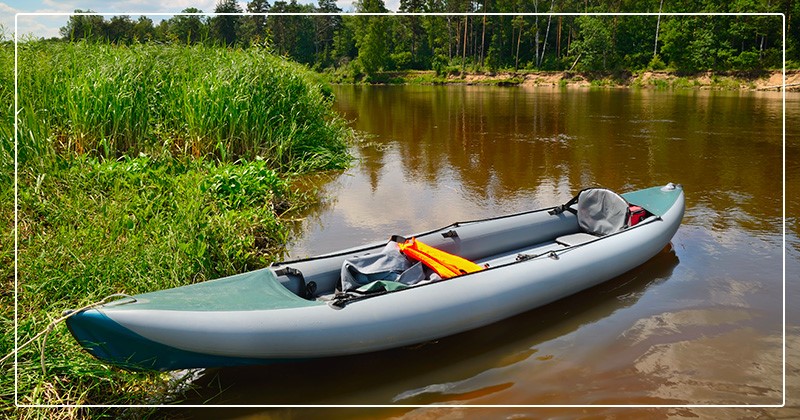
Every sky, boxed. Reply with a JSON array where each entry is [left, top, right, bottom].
[[1, 0, 402, 40]]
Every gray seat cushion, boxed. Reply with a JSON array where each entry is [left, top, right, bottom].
[[577, 189, 630, 236], [555, 232, 598, 247]]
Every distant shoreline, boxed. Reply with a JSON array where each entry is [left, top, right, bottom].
[[350, 69, 800, 92]]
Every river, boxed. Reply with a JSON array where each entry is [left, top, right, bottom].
[[177, 85, 798, 418]]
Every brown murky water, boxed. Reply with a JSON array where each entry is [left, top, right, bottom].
[[176, 86, 798, 418]]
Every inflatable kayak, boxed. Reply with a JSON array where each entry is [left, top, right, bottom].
[[66, 183, 684, 371]]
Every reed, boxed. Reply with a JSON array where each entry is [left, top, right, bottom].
[[9, 41, 351, 172]]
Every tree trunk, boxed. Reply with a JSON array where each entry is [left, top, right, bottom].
[[462, 16, 468, 72], [534, 2, 540, 68], [567, 24, 572, 58], [539, 0, 555, 67], [515, 20, 523, 71], [654, 0, 664, 57], [480, 14, 487, 68], [569, 53, 581, 71], [557, 16, 562, 58], [448, 17, 453, 60]]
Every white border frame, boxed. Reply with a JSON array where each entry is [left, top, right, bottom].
[[12, 11, 787, 409]]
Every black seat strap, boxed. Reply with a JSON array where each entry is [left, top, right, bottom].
[[549, 190, 581, 215], [390, 235, 407, 243]]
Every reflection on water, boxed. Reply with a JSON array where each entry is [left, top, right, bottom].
[[174, 86, 794, 416], [291, 86, 789, 258]]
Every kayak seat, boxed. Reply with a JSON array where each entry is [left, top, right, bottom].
[[555, 188, 630, 247], [575, 188, 630, 236]]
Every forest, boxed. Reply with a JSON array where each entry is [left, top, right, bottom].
[[56, 0, 797, 76]]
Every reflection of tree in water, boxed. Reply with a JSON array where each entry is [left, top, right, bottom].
[[340, 86, 608, 200], [334, 86, 787, 236]]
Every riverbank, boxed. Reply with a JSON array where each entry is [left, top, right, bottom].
[[350, 69, 800, 91], [0, 42, 353, 416]]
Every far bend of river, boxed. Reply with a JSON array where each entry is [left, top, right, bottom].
[[178, 86, 798, 418]]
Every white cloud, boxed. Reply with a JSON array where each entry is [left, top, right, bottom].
[[15, 14, 65, 39], [384, 0, 400, 11], [41, 0, 74, 9], [0, 2, 17, 15], [1, 3, 20, 39]]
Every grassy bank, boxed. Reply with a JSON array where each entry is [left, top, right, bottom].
[[1, 41, 352, 417]]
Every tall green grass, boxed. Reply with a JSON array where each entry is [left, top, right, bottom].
[[0, 40, 352, 416], [11, 40, 350, 172]]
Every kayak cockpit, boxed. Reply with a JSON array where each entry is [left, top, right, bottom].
[[272, 185, 675, 303]]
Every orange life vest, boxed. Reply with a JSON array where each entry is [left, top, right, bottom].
[[398, 237, 484, 279]]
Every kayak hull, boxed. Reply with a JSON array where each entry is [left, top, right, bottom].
[[67, 184, 685, 371]]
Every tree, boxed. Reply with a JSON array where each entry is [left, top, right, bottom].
[[211, 0, 243, 46], [788, 0, 800, 65], [332, 16, 358, 66], [615, 15, 659, 70], [478, 0, 489, 67], [165, 8, 208, 44], [689, 25, 729, 71], [353, 0, 391, 74], [240, 0, 271, 45], [355, 21, 391, 74], [727, 0, 782, 69], [660, 15, 736, 72], [421, 8, 451, 69], [398, 0, 430, 68], [485, 16, 513, 70], [106, 15, 135, 44], [538, 0, 556, 68], [60, 10, 105, 41], [314, 0, 342, 68], [132, 16, 156, 43], [569, 15, 615, 71], [268, 1, 316, 63], [654, 0, 664, 58], [52, 0, 792, 72]]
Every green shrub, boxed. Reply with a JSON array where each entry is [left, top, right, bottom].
[[648, 54, 667, 71], [651, 78, 670, 89], [201, 157, 288, 211], [390, 51, 412, 70], [731, 51, 761, 71], [672, 77, 694, 89]]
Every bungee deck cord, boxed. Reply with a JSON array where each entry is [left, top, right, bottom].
[[1, 293, 133, 375]]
